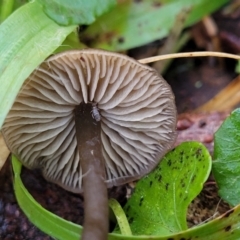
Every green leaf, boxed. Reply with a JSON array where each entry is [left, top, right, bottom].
[[213, 108, 240, 206], [123, 142, 211, 236], [81, 0, 228, 51], [37, 0, 116, 26], [0, 0, 14, 22], [12, 155, 82, 240], [0, 0, 29, 23], [235, 60, 240, 74], [0, 1, 76, 129]]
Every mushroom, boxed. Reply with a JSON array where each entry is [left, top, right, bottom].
[[1, 49, 177, 239]]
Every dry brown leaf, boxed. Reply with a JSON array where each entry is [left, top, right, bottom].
[[195, 75, 240, 112], [0, 132, 10, 171]]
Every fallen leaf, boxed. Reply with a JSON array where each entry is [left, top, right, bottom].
[[0, 133, 10, 170]]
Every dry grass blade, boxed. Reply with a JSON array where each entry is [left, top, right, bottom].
[[139, 51, 240, 64], [152, 8, 191, 73], [0, 133, 10, 171]]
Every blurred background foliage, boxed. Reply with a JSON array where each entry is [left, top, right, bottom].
[[0, 0, 229, 51]]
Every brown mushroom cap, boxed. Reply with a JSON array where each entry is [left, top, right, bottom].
[[2, 49, 177, 193]]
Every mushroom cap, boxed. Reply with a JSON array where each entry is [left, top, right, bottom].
[[2, 49, 177, 193]]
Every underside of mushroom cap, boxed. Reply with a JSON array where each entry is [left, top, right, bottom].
[[2, 49, 177, 193]]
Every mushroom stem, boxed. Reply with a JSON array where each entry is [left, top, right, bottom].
[[75, 103, 108, 240]]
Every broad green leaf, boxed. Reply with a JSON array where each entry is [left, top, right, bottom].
[[81, 0, 228, 51], [12, 153, 240, 240], [123, 142, 211, 236], [37, 0, 116, 26], [0, 1, 76, 128], [213, 108, 240, 206]]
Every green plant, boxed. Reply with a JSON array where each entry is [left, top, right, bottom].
[[213, 108, 240, 206]]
